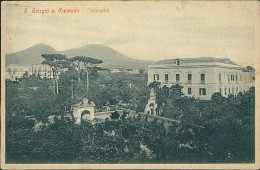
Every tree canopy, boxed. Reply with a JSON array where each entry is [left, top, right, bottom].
[[69, 56, 103, 65]]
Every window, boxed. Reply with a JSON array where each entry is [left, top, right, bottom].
[[176, 74, 180, 82], [240, 75, 242, 81], [228, 74, 230, 83], [232, 88, 234, 94], [188, 74, 192, 83], [219, 88, 222, 95], [235, 75, 238, 82], [200, 74, 205, 84], [230, 75, 236, 81], [253, 76, 255, 81], [154, 74, 159, 81], [176, 59, 180, 65], [219, 74, 222, 83], [236, 87, 238, 93], [188, 88, 192, 95], [225, 88, 227, 95], [165, 74, 168, 81], [228, 88, 230, 94], [199, 88, 206, 95]]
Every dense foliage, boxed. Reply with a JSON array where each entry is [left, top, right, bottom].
[[157, 85, 255, 163], [6, 98, 255, 163], [6, 70, 149, 122], [5, 71, 150, 163], [5, 64, 255, 163]]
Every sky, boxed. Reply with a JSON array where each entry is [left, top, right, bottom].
[[2, 1, 259, 67]]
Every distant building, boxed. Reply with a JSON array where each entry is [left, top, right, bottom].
[[109, 68, 142, 74], [109, 68, 121, 73], [148, 57, 255, 99], [125, 68, 139, 74], [5, 64, 53, 81]]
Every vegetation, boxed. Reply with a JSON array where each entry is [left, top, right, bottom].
[[5, 54, 255, 163], [69, 56, 103, 96], [154, 84, 255, 163]]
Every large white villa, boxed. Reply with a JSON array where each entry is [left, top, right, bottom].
[[147, 57, 255, 100], [5, 64, 54, 81]]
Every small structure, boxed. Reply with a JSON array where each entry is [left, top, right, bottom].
[[73, 98, 95, 124], [145, 88, 158, 115]]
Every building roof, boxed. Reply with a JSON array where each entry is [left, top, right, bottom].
[[152, 57, 238, 65]]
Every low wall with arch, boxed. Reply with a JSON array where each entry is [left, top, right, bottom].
[[72, 98, 95, 124]]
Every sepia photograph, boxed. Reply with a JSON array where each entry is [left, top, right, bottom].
[[1, 1, 259, 169]]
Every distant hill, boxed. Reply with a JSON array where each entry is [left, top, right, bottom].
[[5, 44, 56, 66], [5, 44, 154, 69]]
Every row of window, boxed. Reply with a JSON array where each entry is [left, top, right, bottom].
[[219, 74, 242, 83], [220, 87, 244, 95], [186, 88, 206, 96], [186, 87, 244, 96], [10, 73, 51, 78], [9, 70, 51, 75], [7, 67, 49, 72], [154, 73, 205, 83], [154, 73, 254, 84]]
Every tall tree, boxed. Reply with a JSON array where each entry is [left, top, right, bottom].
[[41, 54, 70, 95], [148, 81, 161, 90], [156, 85, 169, 115], [169, 84, 184, 98], [69, 56, 103, 97]]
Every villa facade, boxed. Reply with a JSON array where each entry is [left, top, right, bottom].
[[147, 57, 255, 99], [5, 64, 53, 81]]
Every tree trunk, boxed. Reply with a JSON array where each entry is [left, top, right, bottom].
[[56, 79, 59, 95], [52, 70, 56, 95], [77, 62, 81, 82], [86, 70, 89, 97], [157, 104, 160, 115], [56, 70, 59, 95], [77, 69, 81, 82]]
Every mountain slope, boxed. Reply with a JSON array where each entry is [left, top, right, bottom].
[[5, 44, 57, 65], [5, 44, 153, 68], [60, 44, 152, 68]]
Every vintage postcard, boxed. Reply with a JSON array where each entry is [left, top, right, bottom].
[[1, 1, 259, 169]]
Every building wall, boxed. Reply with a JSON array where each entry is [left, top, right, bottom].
[[214, 67, 254, 98], [148, 63, 255, 100], [5, 64, 53, 81]]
